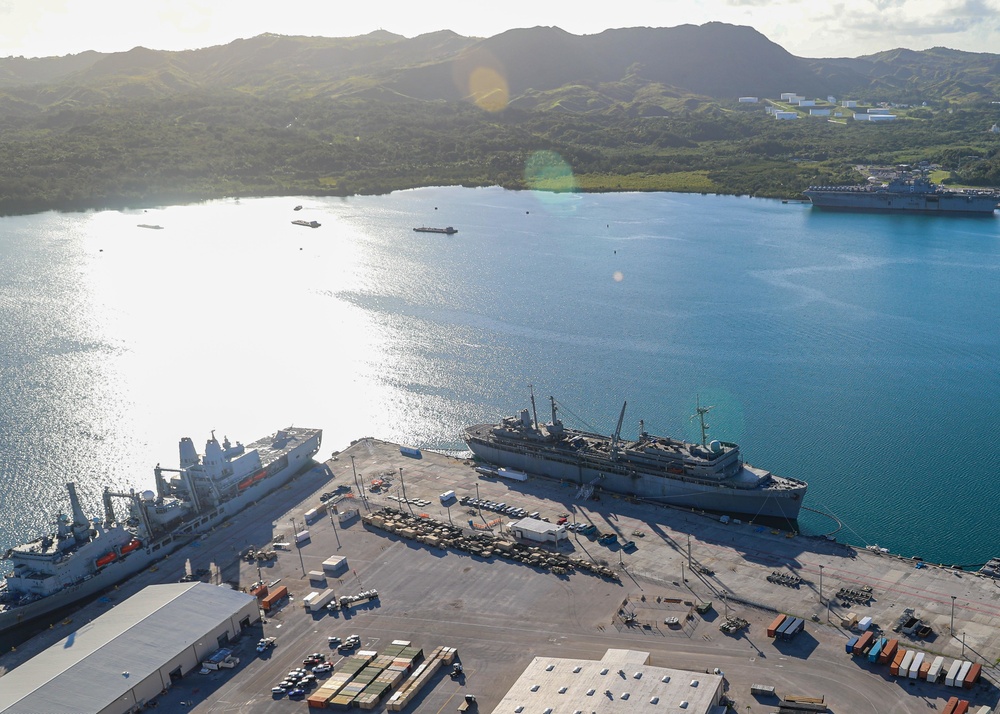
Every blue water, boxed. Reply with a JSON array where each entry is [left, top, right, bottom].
[[2, 188, 999, 567]]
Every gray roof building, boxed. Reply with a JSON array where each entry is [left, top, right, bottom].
[[0, 582, 259, 714]]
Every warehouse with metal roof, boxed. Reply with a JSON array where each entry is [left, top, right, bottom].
[[0, 581, 260, 714], [490, 648, 726, 714]]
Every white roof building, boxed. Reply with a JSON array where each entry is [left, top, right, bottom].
[[774, 111, 798, 120], [490, 649, 726, 714], [510, 517, 568, 543], [0, 582, 260, 714]]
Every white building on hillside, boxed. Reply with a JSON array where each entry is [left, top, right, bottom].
[[738, 96, 759, 103]]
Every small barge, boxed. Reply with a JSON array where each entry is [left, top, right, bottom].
[[413, 226, 457, 234]]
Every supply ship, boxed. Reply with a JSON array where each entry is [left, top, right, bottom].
[[0, 426, 321, 634], [803, 172, 998, 215], [465, 393, 806, 521]]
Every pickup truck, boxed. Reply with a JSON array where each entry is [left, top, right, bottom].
[[457, 694, 477, 712]]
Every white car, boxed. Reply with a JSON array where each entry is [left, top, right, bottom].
[[312, 663, 332, 674]]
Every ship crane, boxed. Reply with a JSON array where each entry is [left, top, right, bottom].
[[690, 397, 714, 447], [102, 488, 154, 541], [609, 401, 627, 459]]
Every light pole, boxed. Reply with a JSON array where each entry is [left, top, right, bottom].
[[723, 590, 729, 619], [818, 564, 824, 605], [962, 632, 966, 658], [951, 596, 956, 634]]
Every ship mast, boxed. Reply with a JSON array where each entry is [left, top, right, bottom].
[[529, 384, 539, 432], [690, 396, 714, 446]]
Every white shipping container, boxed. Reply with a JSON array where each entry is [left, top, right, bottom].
[[496, 468, 528, 482], [956, 660, 973, 687], [898, 649, 915, 675], [926, 656, 945, 681], [908, 652, 925, 678], [295, 529, 310, 543], [310, 588, 337, 611], [945, 659, 963, 687], [439, 490, 456, 504], [302, 591, 320, 609], [858, 616, 872, 631]]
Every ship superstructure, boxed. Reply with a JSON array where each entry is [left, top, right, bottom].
[[803, 172, 999, 215], [465, 393, 805, 521], [0, 426, 321, 633]]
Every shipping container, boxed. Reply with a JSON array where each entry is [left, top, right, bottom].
[[927, 656, 945, 682], [439, 490, 456, 504], [261, 584, 288, 612], [946, 660, 963, 687], [767, 614, 787, 638], [853, 631, 874, 656], [858, 616, 872, 631], [954, 701, 970, 714], [399, 446, 422, 458], [973, 706, 992, 714], [303, 591, 320, 609], [304, 508, 321, 524], [311, 588, 337, 612], [908, 651, 925, 678], [295, 529, 311, 544], [890, 649, 907, 676], [878, 639, 899, 665], [868, 638, 886, 663], [496, 467, 528, 482], [775, 617, 794, 638], [750, 684, 776, 696], [956, 661, 973, 687], [898, 650, 915, 677], [942, 698, 959, 714], [785, 618, 805, 639], [845, 635, 859, 654], [919, 660, 930, 680], [250, 584, 268, 601], [963, 663, 981, 689]]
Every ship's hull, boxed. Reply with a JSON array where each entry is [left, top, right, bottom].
[[0, 428, 321, 635], [804, 190, 998, 215], [465, 427, 804, 521]]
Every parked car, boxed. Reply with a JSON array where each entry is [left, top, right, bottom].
[[328, 636, 342, 646], [288, 688, 306, 700], [313, 663, 333, 674]]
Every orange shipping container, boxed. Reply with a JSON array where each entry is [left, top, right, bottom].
[[766, 614, 787, 638], [918, 660, 930, 680], [261, 585, 289, 612], [878, 638, 899, 665], [251, 584, 268, 601], [953, 700, 969, 714], [942, 696, 959, 714]]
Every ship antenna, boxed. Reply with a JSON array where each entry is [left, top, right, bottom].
[[690, 396, 714, 446], [529, 384, 539, 431]]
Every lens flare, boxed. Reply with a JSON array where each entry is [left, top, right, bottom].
[[524, 151, 577, 193], [453, 48, 509, 112], [613, 271, 624, 282]]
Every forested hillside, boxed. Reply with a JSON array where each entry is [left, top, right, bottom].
[[0, 24, 998, 214]]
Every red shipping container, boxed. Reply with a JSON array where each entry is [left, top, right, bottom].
[[878, 639, 899, 665]]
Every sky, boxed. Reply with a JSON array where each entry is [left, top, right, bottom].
[[1, 0, 999, 60]]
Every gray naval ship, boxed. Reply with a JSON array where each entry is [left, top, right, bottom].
[[0, 425, 321, 635], [465, 393, 806, 521], [804, 172, 999, 215]]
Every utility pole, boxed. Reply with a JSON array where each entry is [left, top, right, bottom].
[[818, 564, 824, 604], [687, 534, 692, 569], [951, 595, 956, 634]]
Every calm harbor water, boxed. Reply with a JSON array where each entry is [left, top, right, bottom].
[[2, 187, 999, 567]]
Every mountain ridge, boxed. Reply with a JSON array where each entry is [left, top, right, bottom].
[[1, 23, 998, 113]]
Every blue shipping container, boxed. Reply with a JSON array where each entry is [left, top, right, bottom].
[[846, 636, 859, 654]]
